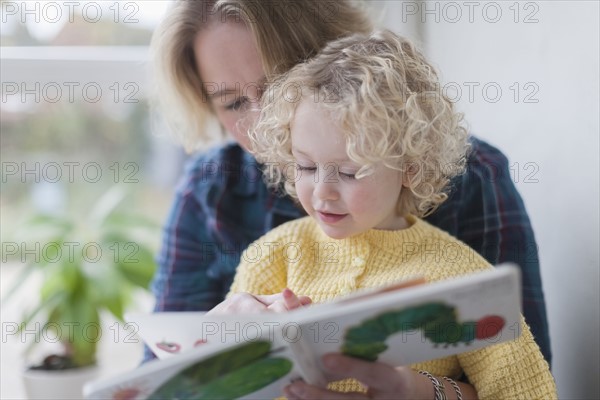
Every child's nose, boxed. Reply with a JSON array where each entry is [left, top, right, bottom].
[[314, 174, 340, 201]]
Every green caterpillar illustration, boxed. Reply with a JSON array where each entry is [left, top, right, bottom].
[[342, 302, 505, 361], [147, 341, 292, 399]]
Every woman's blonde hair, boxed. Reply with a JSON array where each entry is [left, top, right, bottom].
[[250, 30, 470, 217], [151, 0, 373, 152]]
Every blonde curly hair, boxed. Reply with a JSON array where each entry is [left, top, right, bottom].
[[250, 30, 470, 217]]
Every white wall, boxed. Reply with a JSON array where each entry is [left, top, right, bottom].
[[381, 1, 599, 398]]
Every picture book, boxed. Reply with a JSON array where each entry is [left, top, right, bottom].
[[84, 264, 522, 400]]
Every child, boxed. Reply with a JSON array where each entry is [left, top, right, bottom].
[[219, 30, 556, 399]]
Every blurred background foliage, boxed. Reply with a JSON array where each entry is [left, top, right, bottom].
[[1, 2, 178, 378], [1, 1, 179, 233]]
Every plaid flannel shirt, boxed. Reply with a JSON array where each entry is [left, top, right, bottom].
[[150, 136, 551, 365]]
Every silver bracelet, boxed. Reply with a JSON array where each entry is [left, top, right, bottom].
[[419, 370, 447, 400], [442, 376, 463, 400]]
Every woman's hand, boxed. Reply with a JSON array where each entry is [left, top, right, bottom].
[[283, 353, 421, 400], [207, 288, 311, 315], [283, 353, 477, 400]]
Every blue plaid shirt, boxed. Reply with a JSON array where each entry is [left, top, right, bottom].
[[150, 136, 551, 365]]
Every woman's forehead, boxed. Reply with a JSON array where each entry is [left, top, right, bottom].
[[193, 20, 264, 95]]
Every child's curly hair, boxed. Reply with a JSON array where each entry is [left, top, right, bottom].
[[249, 30, 470, 217]]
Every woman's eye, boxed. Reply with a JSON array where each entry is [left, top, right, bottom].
[[225, 97, 247, 111], [340, 172, 356, 180]]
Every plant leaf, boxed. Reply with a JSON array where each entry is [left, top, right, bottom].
[[12, 215, 72, 244], [117, 244, 157, 289], [81, 259, 129, 321], [57, 293, 100, 367], [89, 185, 127, 226], [40, 261, 80, 300]]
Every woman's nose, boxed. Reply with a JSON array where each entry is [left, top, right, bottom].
[[247, 85, 263, 111]]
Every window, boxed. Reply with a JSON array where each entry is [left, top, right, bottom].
[[1, 1, 180, 228]]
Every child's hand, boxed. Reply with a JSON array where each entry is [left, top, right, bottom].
[[266, 288, 312, 313], [207, 289, 311, 315]]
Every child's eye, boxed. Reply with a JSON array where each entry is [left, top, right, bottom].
[[340, 172, 356, 180], [297, 165, 317, 172]]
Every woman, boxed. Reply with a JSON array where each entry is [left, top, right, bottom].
[[149, 0, 551, 384]]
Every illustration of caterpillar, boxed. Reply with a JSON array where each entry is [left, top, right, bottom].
[[342, 302, 505, 361], [147, 341, 292, 399]]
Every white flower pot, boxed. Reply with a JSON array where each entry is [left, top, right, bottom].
[[22, 364, 100, 399]]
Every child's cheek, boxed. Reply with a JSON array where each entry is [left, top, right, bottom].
[[346, 186, 375, 215], [295, 179, 314, 213]]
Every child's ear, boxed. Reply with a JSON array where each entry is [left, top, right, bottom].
[[402, 162, 419, 188]]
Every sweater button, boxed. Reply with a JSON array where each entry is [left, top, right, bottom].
[[352, 256, 366, 267]]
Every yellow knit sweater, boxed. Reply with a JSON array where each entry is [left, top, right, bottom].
[[229, 215, 557, 399]]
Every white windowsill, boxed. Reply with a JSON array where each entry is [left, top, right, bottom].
[[1, 46, 151, 91]]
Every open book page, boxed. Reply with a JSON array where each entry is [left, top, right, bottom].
[[127, 312, 300, 361], [127, 277, 428, 360], [87, 277, 433, 399], [127, 311, 208, 359], [84, 326, 303, 400]]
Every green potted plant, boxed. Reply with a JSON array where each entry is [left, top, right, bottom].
[[3, 186, 159, 399]]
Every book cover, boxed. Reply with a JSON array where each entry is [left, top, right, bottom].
[[84, 265, 521, 399]]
